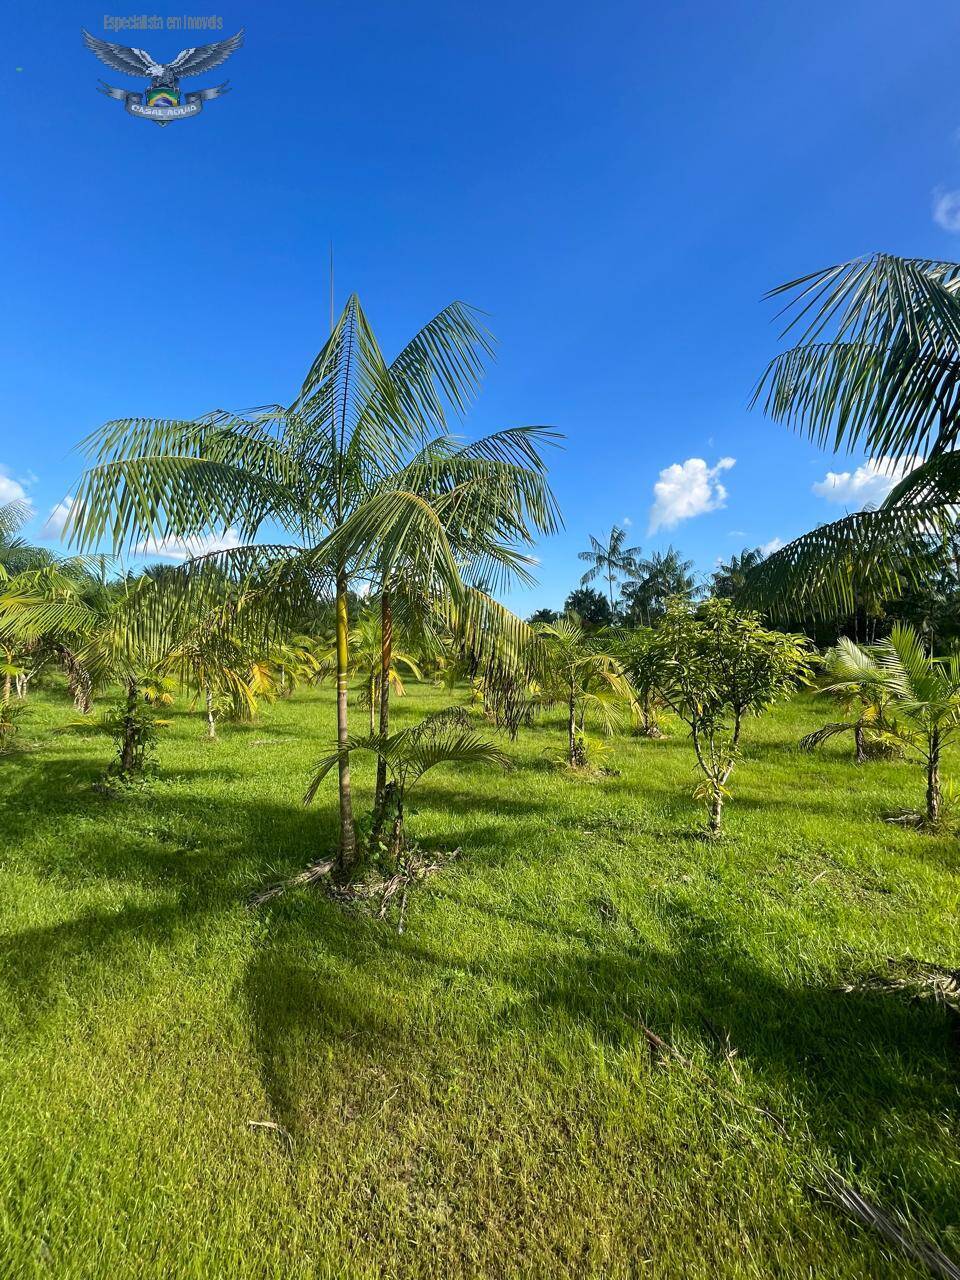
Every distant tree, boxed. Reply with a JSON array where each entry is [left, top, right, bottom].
[[650, 598, 812, 834], [622, 546, 699, 626], [563, 587, 611, 628], [711, 547, 766, 600], [578, 525, 642, 612], [527, 607, 559, 625]]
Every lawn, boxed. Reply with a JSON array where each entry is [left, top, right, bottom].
[[1, 682, 958, 1278]]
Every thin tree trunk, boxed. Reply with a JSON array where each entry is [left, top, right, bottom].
[[119, 678, 139, 775], [335, 568, 357, 870], [927, 728, 942, 826], [708, 786, 724, 836], [854, 721, 866, 764], [368, 674, 376, 736], [375, 584, 392, 811], [2, 672, 9, 702], [205, 685, 216, 739], [568, 678, 576, 765]]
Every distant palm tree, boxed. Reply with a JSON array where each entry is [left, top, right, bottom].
[[578, 525, 641, 612], [711, 547, 765, 600], [623, 546, 699, 626]]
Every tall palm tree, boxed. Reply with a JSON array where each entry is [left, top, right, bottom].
[[746, 254, 960, 617], [578, 525, 641, 612], [64, 296, 559, 872], [711, 546, 765, 599], [622, 546, 698, 626]]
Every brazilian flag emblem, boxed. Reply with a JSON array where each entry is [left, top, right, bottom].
[[146, 87, 180, 108]]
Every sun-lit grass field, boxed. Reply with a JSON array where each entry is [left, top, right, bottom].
[[1, 682, 958, 1278]]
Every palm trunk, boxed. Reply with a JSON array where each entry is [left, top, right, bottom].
[[568, 678, 577, 765], [368, 674, 376, 736], [205, 685, 216, 739], [854, 721, 866, 764], [119, 678, 140, 775], [375, 584, 392, 810], [2, 672, 10, 702], [927, 728, 942, 826], [335, 568, 357, 870]]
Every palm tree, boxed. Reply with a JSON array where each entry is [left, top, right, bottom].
[[799, 637, 893, 763], [306, 708, 509, 860], [711, 547, 765, 600], [347, 606, 421, 735], [536, 616, 635, 765], [578, 525, 641, 612], [65, 297, 560, 873], [622, 546, 698, 626], [746, 254, 960, 618], [812, 624, 960, 825]]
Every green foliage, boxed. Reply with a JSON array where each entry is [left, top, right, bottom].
[[815, 624, 960, 826], [536, 615, 636, 765], [650, 598, 813, 832], [747, 254, 960, 618], [621, 546, 700, 626], [0, 698, 24, 753], [306, 707, 509, 858], [562, 587, 611, 628]]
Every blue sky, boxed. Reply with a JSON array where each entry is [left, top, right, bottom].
[[3, 0, 960, 613]]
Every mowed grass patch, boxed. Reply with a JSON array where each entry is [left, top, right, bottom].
[[1, 683, 958, 1278]]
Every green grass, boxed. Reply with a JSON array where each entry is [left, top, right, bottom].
[[1, 682, 958, 1278]]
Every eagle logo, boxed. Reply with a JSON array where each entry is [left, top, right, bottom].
[[81, 28, 244, 125]]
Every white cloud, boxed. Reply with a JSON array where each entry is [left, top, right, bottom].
[[812, 456, 922, 507], [648, 457, 735, 534], [41, 495, 75, 541], [622, 515, 632, 527], [759, 536, 784, 557], [134, 529, 242, 562], [933, 188, 960, 233], [0, 466, 31, 508]]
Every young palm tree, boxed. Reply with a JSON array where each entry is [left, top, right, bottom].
[[65, 297, 560, 872], [747, 254, 960, 618], [815, 624, 960, 825], [799, 637, 892, 764], [305, 708, 509, 860], [536, 616, 635, 766], [578, 525, 641, 613], [346, 607, 421, 735]]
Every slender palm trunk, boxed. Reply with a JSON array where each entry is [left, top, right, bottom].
[[368, 673, 376, 735], [854, 721, 866, 764], [335, 568, 357, 869], [375, 584, 392, 810], [119, 677, 140, 775], [927, 727, 942, 826], [205, 685, 216, 739], [2, 672, 10, 702]]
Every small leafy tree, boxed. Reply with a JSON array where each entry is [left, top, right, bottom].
[[306, 708, 509, 862], [651, 599, 812, 834]]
